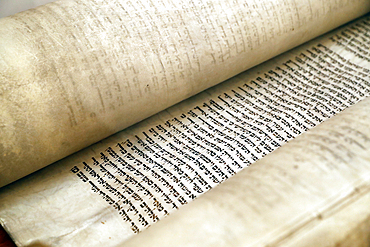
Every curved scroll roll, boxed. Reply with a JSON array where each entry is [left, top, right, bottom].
[[0, 0, 369, 187]]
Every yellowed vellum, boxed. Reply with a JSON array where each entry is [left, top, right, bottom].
[[1, 0, 369, 187], [122, 89, 370, 247]]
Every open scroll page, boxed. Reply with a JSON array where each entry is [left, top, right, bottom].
[[122, 76, 370, 247], [1, 0, 369, 187], [1, 13, 369, 247]]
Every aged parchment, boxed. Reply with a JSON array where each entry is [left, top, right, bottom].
[[1, 11, 370, 246], [122, 84, 370, 247], [1, 0, 369, 187]]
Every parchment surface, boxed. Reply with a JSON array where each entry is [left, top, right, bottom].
[[1, 12, 370, 246], [122, 88, 370, 247], [1, 0, 369, 187]]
